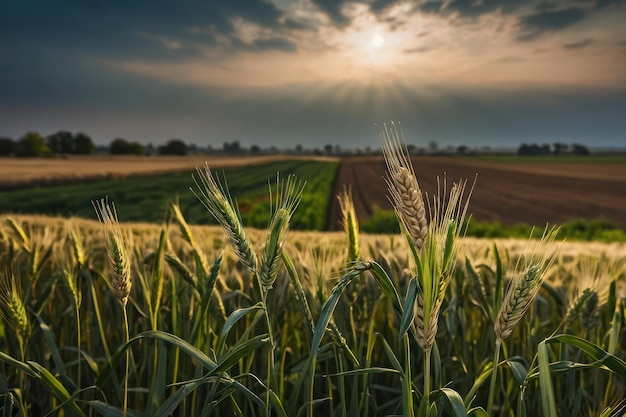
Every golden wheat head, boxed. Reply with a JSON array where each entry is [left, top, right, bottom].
[[379, 122, 428, 251]]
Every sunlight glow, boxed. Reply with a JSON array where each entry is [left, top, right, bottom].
[[372, 34, 384, 48]]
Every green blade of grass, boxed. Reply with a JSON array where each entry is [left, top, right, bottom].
[[399, 278, 417, 338], [216, 302, 264, 357], [432, 387, 468, 417], [537, 340, 557, 417]]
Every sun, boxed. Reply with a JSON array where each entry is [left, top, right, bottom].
[[371, 34, 384, 48]]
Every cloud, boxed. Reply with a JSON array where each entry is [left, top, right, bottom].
[[517, 7, 587, 40], [310, 0, 351, 26], [368, 0, 400, 15], [0, 0, 292, 60], [563, 38, 594, 49], [419, 1, 444, 14]]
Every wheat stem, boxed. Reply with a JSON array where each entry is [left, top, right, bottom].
[[487, 339, 501, 416]]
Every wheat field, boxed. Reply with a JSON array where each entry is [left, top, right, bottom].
[[0, 149, 625, 416]]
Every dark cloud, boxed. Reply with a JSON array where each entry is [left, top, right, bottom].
[[517, 7, 587, 41], [593, 0, 624, 9], [0, 0, 290, 60], [368, 0, 399, 15], [563, 38, 594, 49], [419, 1, 444, 14], [418, 0, 530, 17], [310, 0, 351, 26]]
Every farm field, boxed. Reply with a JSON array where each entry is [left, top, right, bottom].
[[0, 143, 625, 416], [0, 159, 339, 230], [2, 155, 625, 237], [328, 156, 626, 231], [0, 154, 337, 190]]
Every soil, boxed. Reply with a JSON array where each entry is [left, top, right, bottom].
[[328, 156, 626, 230]]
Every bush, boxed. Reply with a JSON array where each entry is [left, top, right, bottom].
[[16, 132, 51, 157], [158, 139, 187, 155], [74, 132, 96, 154], [110, 138, 145, 155]]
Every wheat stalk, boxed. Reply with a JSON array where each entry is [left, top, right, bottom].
[[171, 202, 196, 248], [260, 175, 304, 292], [564, 255, 615, 331], [414, 294, 440, 350], [192, 164, 258, 275], [494, 227, 560, 342], [5, 217, 30, 252], [379, 122, 428, 251], [92, 198, 132, 307], [488, 226, 560, 414], [66, 221, 86, 270], [338, 186, 360, 262], [0, 272, 29, 358]]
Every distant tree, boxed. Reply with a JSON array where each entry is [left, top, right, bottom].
[[130, 142, 146, 155], [110, 138, 131, 154], [552, 142, 567, 155], [74, 132, 96, 154], [428, 141, 438, 153], [0, 137, 15, 156], [518, 143, 549, 156], [250, 144, 261, 154], [457, 145, 468, 155], [16, 132, 51, 157], [518, 143, 530, 155], [110, 138, 145, 155], [46, 130, 73, 154], [295, 144, 303, 154], [158, 139, 188, 155], [223, 141, 241, 154], [324, 144, 333, 155], [571, 143, 590, 156]]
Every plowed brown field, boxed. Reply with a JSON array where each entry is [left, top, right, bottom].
[[328, 156, 626, 230]]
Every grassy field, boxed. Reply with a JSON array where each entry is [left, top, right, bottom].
[[0, 168, 624, 416]]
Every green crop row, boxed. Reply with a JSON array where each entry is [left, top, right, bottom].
[[0, 160, 339, 230]]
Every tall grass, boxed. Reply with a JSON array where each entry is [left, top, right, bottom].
[[0, 153, 624, 416]]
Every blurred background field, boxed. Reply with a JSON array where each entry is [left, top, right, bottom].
[[1, 155, 625, 241]]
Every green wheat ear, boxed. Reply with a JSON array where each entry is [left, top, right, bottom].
[[495, 226, 560, 342], [338, 186, 360, 263], [260, 174, 305, 292], [92, 198, 132, 307], [191, 163, 258, 275], [0, 272, 29, 355]]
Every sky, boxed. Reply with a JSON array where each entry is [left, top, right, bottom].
[[1, 0, 625, 150]]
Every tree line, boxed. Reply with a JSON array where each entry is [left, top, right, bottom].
[[517, 142, 590, 156], [0, 131, 597, 158], [0, 131, 189, 157]]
